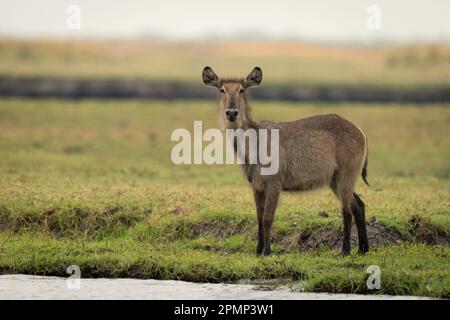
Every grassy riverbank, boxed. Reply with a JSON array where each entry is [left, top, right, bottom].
[[0, 98, 449, 297]]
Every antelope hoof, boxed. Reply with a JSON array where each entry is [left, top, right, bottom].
[[256, 241, 264, 256], [358, 246, 369, 255]]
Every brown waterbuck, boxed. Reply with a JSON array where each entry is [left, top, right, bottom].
[[202, 66, 370, 256]]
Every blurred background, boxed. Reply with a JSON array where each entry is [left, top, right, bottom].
[[0, 0, 450, 99]]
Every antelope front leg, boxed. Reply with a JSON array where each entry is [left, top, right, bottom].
[[262, 187, 280, 256], [253, 189, 265, 256]]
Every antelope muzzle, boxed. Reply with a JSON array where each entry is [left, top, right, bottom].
[[225, 109, 239, 122]]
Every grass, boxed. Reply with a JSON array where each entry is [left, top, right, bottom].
[[0, 98, 449, 297], [1, 39, 450, 89]]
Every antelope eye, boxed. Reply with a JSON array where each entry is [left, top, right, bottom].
[[239, 89, 245, 94], [219, 88, 225, 94]]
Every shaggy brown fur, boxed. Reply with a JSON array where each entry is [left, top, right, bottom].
[[202, 66, 369, 256]]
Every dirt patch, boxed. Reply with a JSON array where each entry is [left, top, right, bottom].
[[184, 215, 448, 252], [408, 215, 449, 246], [318, 211, 329, 218], [291, 218, 449, 252], [294, 220, 402, 251], [188, 220, 252, 238]]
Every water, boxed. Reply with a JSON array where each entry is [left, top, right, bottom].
[[0, 275, 431, 300]]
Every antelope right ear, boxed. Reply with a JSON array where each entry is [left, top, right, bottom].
[[202, 66, 220, 88], [245, 67, 263, 88]]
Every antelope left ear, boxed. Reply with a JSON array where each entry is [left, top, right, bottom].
[[245, 67, 263, 88], [202, 66, 220, 88]]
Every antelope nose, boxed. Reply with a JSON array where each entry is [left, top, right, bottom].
[[225, 109, 239, 121]]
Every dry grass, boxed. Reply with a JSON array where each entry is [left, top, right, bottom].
[[1, 39, 450, 88]]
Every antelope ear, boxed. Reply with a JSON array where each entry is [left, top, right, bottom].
[[202, 66, 220, 88], [245, 67, 263, 88]]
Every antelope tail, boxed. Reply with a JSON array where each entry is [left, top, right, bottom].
[[362, 154, 369, 186]]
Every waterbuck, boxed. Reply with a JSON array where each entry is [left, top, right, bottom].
[[202, 66, 370, 256]]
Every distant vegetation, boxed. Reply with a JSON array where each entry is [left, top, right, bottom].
[[386, 46, 450, 68], [0, 39, 450, 89]]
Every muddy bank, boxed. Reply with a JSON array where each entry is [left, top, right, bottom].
[[1, 76, 450, 103], [288, 216, 449, 252], [0, 275, 433, 299], [186, 215, 449, 253]]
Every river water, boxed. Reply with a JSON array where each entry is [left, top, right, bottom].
[[0, 275, 431, 300]]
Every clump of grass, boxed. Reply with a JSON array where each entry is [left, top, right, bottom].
[[0, 202, 148, 239]]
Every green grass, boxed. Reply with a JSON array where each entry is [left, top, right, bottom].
[[0, 98, 449, 297], [1, 234, 448, 297]]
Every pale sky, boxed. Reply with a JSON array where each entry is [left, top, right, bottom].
[[0, 0, 449, 43]]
